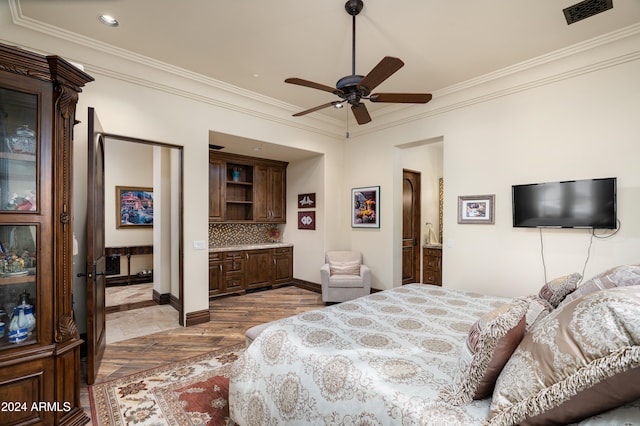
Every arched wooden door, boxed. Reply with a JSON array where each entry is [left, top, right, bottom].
[[402, 170, 421, 284]]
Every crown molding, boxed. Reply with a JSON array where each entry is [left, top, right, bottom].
[[9, 0, 640, 141]]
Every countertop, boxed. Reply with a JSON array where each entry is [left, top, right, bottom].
[[423, 243, 443, 249], [209, 242, 293, 252]]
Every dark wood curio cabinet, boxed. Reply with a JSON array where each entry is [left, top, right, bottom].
[[0, 43, 93, 425]]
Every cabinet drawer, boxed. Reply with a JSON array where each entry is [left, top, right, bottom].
[[424, 248, 442, 258], [424, 255, 441, 271], [273, 246, 292, 255], [224, 251, 243, 261], [209, 252, 223, 262]]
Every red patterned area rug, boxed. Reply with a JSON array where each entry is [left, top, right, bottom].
[[89, 344, 244, 425]]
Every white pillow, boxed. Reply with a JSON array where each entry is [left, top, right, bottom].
[[329, 260, 360, 275]]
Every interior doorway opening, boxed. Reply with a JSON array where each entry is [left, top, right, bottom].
[[101, 135, 184, 341]]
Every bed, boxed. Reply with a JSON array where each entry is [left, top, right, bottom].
[[229, 268, 640, 425]]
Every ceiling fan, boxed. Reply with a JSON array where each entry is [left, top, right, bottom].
[[285, 0, 432, 125]]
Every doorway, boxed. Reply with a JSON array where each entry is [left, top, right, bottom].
[[102, 136, 183, 331], [85, 107, 184, 384], [402, 170, 421, 284]]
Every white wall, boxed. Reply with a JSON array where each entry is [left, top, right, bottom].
[[344, 32, 640, 297]]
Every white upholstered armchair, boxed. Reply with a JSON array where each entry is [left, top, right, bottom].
[[320, 251, 371, 303]]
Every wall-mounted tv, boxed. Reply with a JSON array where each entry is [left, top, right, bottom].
[[512, 177, 617, 229]]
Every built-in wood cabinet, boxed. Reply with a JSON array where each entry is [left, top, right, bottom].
[[422, 246, 443, 286], [209, 246, 293, 297], [0, 43, 92, 425], [209, 151, 287, 223]]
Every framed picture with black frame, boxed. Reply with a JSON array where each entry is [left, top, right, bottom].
[[351, 186, 380, 228]]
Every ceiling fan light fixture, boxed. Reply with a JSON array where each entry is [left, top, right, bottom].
[[98, 14, 119, 27], [285, 0, 432, 125]]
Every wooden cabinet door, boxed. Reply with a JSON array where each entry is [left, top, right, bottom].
[[254, 164, 286, 223], [268, 166, 286, 222], [253, 164, 269, 222], [209, 155, 225, 221], [208, 253, 223, 296], [245, 249, 272, 289], [272, 247, 293, 284]]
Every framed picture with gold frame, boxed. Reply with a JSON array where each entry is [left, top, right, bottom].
[[116, 186, 154, 228]]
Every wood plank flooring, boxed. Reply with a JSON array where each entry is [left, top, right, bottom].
[[80, 285, 324, 422]]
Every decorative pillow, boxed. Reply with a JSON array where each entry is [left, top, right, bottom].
[[538, 272, 581, 308], [329, 259, 361, 275], [488, 286, 640, 426], [523, 295, 553, 332], [560, 264, 640, 307], [441, 298, 528, 404]]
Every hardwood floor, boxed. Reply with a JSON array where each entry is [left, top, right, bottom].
[[80, 285, 324, 422]]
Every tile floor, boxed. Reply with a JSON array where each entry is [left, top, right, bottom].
[[105, 284, 180, 344]]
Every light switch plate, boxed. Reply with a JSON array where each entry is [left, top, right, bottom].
[[193, 240, 207, 250]]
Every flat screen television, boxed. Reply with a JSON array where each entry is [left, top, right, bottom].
[[512, 177, 617, 229]]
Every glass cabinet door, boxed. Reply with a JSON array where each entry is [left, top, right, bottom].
[[0, 225, 37, 349], [0, 87, 37, 212]]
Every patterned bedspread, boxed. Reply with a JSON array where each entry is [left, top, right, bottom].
[[229, 284, 509, 425], [230, 284, 640, 425]]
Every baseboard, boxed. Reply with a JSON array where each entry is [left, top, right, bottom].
[[289, 278, 381, 294], [185, 309, 210, 327], [291, 278, 321, 293], [152, 289, 171, 305]]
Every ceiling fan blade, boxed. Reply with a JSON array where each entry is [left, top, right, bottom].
[[285, 78, 342, 95], [351, 103, 371, 125], [358, 56, 404, 92], [292, 101, 338, 117], [370, 93, 433, 103]]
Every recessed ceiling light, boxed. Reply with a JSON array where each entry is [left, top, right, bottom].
[[98, 14, 119, 27]]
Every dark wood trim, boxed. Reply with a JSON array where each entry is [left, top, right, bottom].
[[290, 278, 382, 294], [169, 293, 180, 310], [185, 309, 210, 327], [106, 275, 153, 287], [291, 278, 321, 293], [153, 290, 171, 305], [105, 300, 156, 314]]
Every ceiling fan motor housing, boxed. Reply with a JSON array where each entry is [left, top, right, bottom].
[[345, 0, 364, 16]]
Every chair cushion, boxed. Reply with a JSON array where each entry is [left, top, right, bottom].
[[326, 273, 365, 288], [329, 259, 361, 276]]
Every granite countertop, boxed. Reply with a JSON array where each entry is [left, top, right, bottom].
[[209, 242, 293, 252], [423, 243, 443, 249]]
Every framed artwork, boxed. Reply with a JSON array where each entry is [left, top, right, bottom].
[[352, 186, 380, 228], [298, 193, 316, 209], [298, 211, 316, 230], [458, 194, 495, 224], [116, 186, 154, 228]]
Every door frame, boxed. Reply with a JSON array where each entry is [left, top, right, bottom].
[[101, 132, 185, 324]]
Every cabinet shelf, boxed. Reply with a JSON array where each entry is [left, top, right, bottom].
[[0, 152, 36, 162], [226, 200, 253, 204], [0, 274, 34, 285], [226, 180, 253, 186]]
